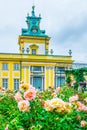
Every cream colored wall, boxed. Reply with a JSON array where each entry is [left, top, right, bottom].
[[24, 43, 45, 55], [18, 36, 50, 54]]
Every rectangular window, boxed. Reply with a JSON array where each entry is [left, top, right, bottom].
[[57, 77, 65, 86], [2, 63, 8, 70], [14, 64, 19, 70], [14, 79, 19, 90], [32, 49, 36, 55], [57, 67, 65, 71], [30, 66, 43, 72], [2, 79, 8, 89], [55, 76, 65, 88], [33, 77, 42, 91], [33, 66, 42, 71], [55, 67, 65, 74]]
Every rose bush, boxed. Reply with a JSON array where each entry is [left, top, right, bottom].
[[0, 84, 87, 130]]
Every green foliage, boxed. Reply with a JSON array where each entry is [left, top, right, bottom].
[[73, 68, 85, 83], [0, 87, 87, 130], [65, 67, 87, 89], [66, 76, 71, 85]]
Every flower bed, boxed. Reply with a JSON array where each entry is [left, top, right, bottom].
[[0, 84, 87, 130]]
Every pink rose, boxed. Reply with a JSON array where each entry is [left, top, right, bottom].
[[5, 125, 8, 130], [84, 97, 87, 102], [14, 92, 22, 102], [81, 120, 87, 127], [69, 95, 78, 102], [24, 87, 36, 101], [18, 100, 30, 112], [77, 102, 87, 112], [82, 105, 87, 112], [77, 115, 81, 120]]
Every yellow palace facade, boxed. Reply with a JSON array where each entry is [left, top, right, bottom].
[[0, 6, 73, 91]]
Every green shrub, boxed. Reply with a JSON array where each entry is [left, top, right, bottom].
[[0, 85, 87, 130]]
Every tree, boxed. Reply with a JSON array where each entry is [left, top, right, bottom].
[[65, 67, 87, 89]]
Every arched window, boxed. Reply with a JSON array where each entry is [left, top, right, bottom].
[[30, 44, 38, 55]]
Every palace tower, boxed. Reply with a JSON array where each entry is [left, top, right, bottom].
[[0, 6, 73, 90]]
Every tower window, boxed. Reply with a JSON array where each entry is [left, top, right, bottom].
[[32, 49, 36, 55], [31, 26, 38, 33]]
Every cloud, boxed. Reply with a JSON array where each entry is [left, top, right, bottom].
[[0, 0, 87, 63], [57, 13, 87, 43]]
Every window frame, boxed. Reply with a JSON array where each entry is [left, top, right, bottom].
[[30, 66, 44, 72], [55, 67, 65, 74], [32, 49, 36, 55], [14, 79, 19, 90], [14, 63, 19, 71], [2, 63, 8, 70], [2, 78, 8, 89]]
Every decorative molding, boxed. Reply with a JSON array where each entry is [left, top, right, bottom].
[[22, 62, 55, 65], [1, 71, 10, 78]]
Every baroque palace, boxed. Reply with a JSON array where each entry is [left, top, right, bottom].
[[0, 6, 73, 90]]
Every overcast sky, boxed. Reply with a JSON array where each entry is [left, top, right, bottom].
[[0, 0, 87, 63]]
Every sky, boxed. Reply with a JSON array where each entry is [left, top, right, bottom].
[[0, 0, 87, 63]]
